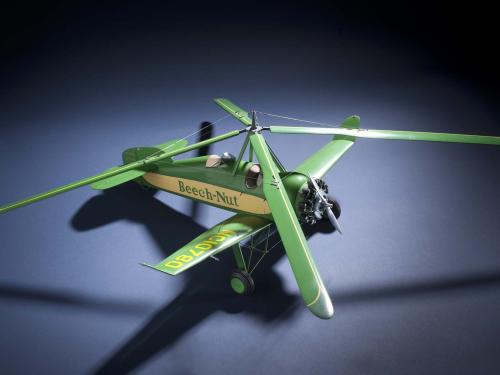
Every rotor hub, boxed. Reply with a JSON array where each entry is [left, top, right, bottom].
[[298, 178, 330, 225]]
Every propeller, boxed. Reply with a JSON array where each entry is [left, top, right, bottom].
[[308, 174, 342, 234]]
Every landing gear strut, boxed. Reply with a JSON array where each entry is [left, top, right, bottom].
[[229, 224, 277, 295]]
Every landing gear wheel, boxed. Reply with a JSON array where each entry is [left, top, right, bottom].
[[230, 270, 255, 295], [327, 197, 341, 219]]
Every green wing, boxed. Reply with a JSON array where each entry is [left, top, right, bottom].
[[295, 115, 360, 178], [250, 132, 334, 319], [142, 214, 271, 275]]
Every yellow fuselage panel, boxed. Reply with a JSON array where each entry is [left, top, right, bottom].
[[143, 173, 271, 215]]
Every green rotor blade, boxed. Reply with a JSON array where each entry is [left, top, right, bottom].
[[249, 132, 334, 319], [214, 98, 252, 126], [1, 129, 242, 214], [270, 126, 500, 145]]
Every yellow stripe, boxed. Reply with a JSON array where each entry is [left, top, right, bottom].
[[255, 136, 322, 306]]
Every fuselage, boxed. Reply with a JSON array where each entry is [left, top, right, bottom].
[[130, 154, 308, 219]]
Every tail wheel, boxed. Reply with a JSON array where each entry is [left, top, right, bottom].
[[230, 270, 255, 295]]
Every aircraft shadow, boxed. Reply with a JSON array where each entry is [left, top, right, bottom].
[[70, 183, 308, 374], [334, 271, 500, 305], [1, 183, 498, 373], [0, 283, 151, 316], [67, 183, 500, 374]]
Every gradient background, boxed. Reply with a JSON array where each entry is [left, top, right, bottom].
[[1, 1, 499, 374]]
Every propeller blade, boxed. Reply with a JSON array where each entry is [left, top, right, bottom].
[[1, 129, 242, 214], [307, 174, 329, 205], [308, 174, 342, 234], [326, 206, 343, 235], [249, 132, 334, 319], [270, 126, 500, 145]]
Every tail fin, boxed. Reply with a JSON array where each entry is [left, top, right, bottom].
[[294, 115, 360, 179], [122, 139, 188, 164]]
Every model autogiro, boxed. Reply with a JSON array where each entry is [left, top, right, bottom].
[[2, 99, 499, 318]]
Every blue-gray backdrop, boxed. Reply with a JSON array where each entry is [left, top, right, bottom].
[[1, 2, 499, 374]]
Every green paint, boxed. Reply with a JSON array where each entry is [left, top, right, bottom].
[[231, 243, 247, 271], [233, 133, 250, 175], [271, 125, 500, 145], [230, 277, 246, 294], [142, 214, 271, 276], [214, 98, 252, 126], [91, 168, 146, 190], [250, 132, 334, 319], [295, 115, 360, 179]]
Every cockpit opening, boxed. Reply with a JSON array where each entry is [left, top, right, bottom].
[[246, 164, 262, 189], [205, 152, 236, 168], [205, 154, 222, 168]]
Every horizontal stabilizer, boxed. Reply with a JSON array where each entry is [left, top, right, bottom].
[[92, 140, 189, 190], [122, 139, 189, 164], [91, 168, 146, 190], [142, 214, 271, 276]]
